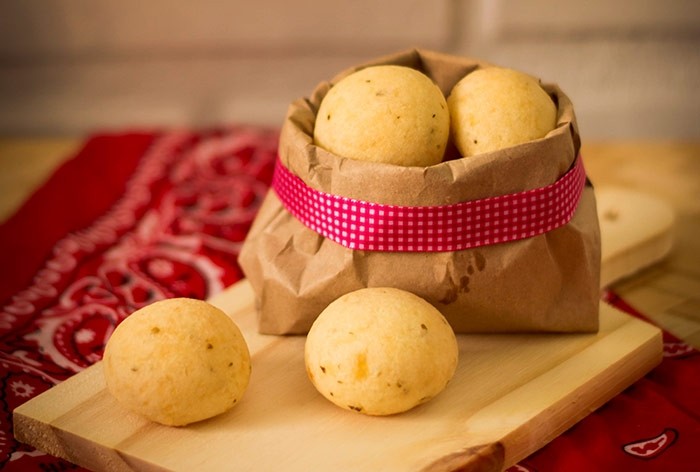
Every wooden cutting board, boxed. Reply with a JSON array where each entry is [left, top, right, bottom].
[[596, 186, 675, 287], [13, 187, 672, 472]]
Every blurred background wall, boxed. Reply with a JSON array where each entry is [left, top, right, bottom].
[[1, 0, 698, 140]]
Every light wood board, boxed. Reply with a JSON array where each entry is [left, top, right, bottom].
[[14, 281, 662, 472], [596, 187, 675, 288], [14, 186, 673, 471]]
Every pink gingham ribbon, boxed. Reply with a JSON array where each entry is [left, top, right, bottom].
[[272, 156, 586, 252]]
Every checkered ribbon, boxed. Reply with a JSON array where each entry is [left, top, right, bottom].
[[272, 156, 586, 252]]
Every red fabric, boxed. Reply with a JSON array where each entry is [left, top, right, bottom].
[[272, 154, 586, 252], [1, 129, 697, 471], [0, 133, 155, 304]]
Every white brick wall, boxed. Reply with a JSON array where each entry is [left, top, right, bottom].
[[1, 0, 698, 139]]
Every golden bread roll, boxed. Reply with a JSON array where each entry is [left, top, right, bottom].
[[314, 65, 450, 167], [103, 298, 251, 426], [305, 287, 458, 415], [447, 67, 557, 157]]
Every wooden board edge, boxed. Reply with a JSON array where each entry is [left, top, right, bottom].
[[14, 410, 168, 472], [420, 442, 505, 472], [501, 314, 663, 468], [12, 364, 107, 470], [13, 364, 102, 422], [13, 411, 70, 466], [597, 186, 676, 288], [601, 228, 675, 288]]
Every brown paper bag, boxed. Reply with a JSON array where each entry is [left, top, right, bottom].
[[239, 49, 601, 335]]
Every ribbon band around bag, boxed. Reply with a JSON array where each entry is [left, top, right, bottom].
[[272, 156, 586, 252]]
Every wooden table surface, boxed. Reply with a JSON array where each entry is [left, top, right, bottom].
[[1, 137, 699, 347]]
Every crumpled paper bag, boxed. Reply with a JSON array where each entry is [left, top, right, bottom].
[[239, 48, 600, 335]]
